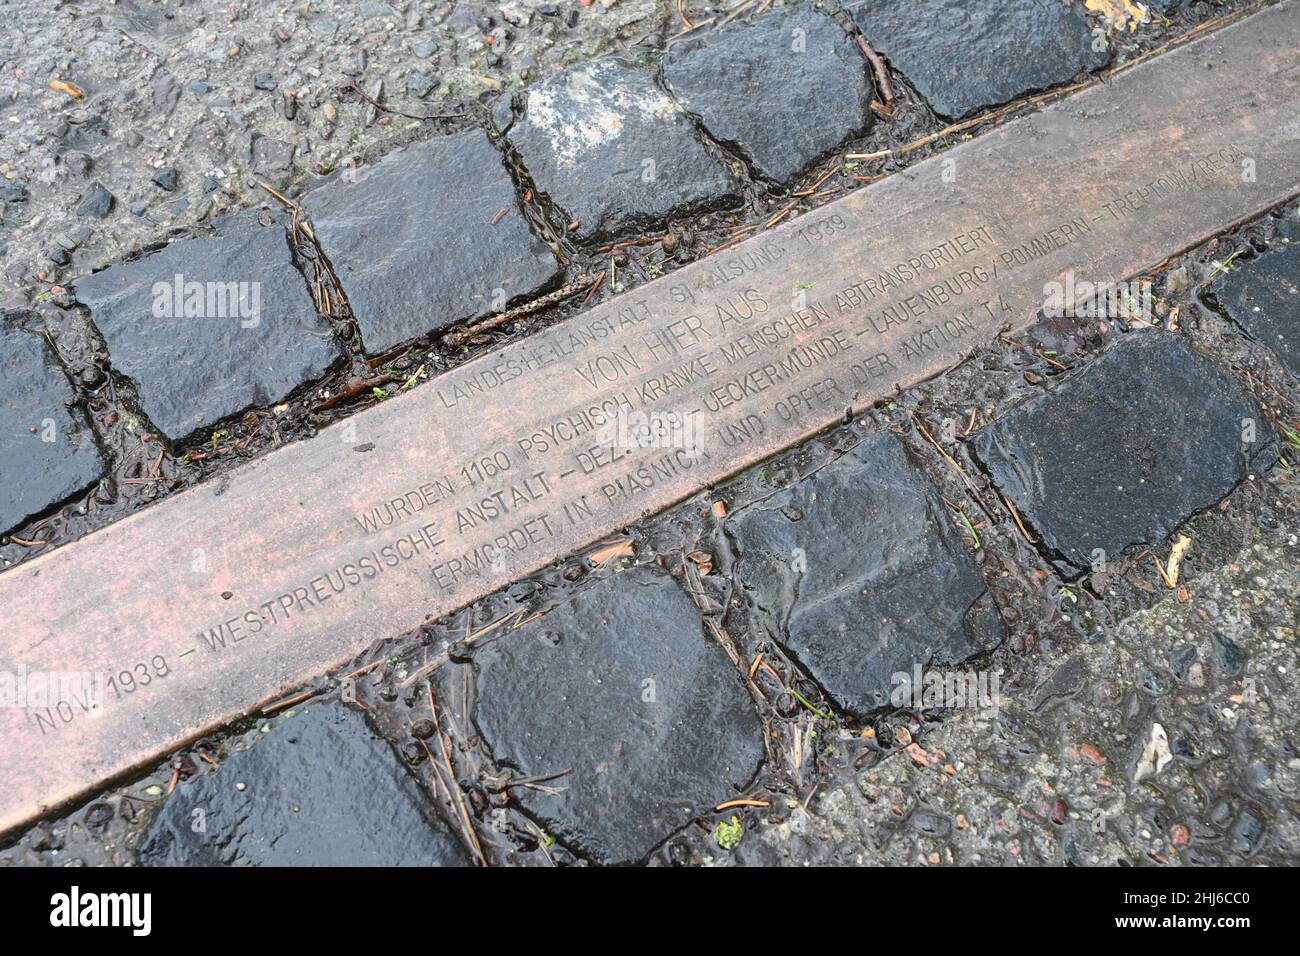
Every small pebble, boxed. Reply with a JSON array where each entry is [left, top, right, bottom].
[[151, 168, 179, 191]]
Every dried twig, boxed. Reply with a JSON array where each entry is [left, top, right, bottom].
[[339, 81, 463, 121], [1003, 495, 1036, 544], [1151, 552, 1175, 589], [314, 372, 400, 411], [765, 201, 796, 229], [592, 234, 668, 253], [1000, 334, 1067, 371], [256, 179, 297, 209], [717, 0, 755, 28], [845, 148, 892, 162], [716, 798, 770, 811], [486, 767, 573, 793], [399, 608, 530, 688], [426, 684, 486, 866], [913, 417, 975, 492], [854, 34, 895, 104], [581, 270, 606, 306], [792, 165, 839, 197], [262, 688, 318, 715], [339, 659, 384, 682], [706, 233, 750, 257], [669, 15, 714, 38], [442, 275, 593, 348], [399, 364, 426, 391]]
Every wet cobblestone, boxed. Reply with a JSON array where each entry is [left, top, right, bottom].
[[0, 314, 106, 534]]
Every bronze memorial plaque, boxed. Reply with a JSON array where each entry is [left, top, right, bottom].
[[2, 2, 1299, 833]]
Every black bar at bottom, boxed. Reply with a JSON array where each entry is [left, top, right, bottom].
[[0, 864, 1276, 942]]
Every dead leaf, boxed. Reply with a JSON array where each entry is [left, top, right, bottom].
[[686, 550, 713, 574], [586, 538, 634, 565], [1167, 534, 1192, 587], [1134, 722, 1172, 782], [49, 79, 85, 99], [1086, 0, 1147, 31]]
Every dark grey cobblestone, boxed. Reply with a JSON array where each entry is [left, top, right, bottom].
[[1210, 234, 1300, 380], [727, 430, 1004, 717], [497, 58, 741, 242], [71, 208, 340, 445], [304, 129, 562, 355], [850, 0, 1109, 119], [663, 7, 874, 185], [971, 332, 1269, 573], [139, 701, 469, 867], [0, 314, 105, 534], [470, 564, 765, 865]]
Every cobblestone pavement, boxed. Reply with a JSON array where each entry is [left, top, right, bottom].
[[2, 0, 1296, 866]]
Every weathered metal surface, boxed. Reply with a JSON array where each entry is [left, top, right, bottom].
[[2, 3, 1299, 834]]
